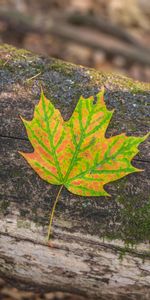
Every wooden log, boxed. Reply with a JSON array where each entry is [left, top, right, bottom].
[[67, 12, 148, 49], [0, 10, 150, 65], [0, 44, 150, 299]]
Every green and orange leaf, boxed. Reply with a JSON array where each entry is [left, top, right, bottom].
[[19, 88, 148, 196]]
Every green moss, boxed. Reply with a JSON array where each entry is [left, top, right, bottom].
[[101, 176, 150, 245], [50, 59, 76, 76], [1, 44, 149, 93], [88, 69, 150, 93], [118, 196, 150, 245], [17, 219, 31, 229], [118, 244, 150, 260], [0, 200, 10, 213], [0, 44, 35, 61], [90, 174, 150, 247], [0, 44, 42, 76], [20, 209, 29, 217], [0, 58, 5, 66], [50, 59, 150, 93]]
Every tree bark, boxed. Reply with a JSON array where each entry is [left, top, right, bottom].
[[0, 44, 150, 299]]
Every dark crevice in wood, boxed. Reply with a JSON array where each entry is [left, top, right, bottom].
[[0, 134, 28, 142]]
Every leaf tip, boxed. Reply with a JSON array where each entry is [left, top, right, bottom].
[[106, 193, 111, 198], [19, 114, 27, 124], [40, 87, 45, 100], [110, 108, 115, 115], [96, 86, 105, 99], [102, 188, 111, 197], [143, 132, 150, 141], [134, 167, 145, 173], [18, 150, 25, 158], [40, 84, 44, 95]]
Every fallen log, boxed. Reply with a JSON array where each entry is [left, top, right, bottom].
[[0, 10, 150, 65], [67, 12, 147, 49], [0, 44, 150, 300]]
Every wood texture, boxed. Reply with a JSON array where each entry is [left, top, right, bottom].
[[0, 44, 150, 299]]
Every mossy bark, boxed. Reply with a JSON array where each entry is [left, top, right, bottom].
[[0, 44, 150, 299]]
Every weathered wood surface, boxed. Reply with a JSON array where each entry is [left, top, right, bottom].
[[0, 44, 150, 299]]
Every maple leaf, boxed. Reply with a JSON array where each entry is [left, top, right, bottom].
[[19, 88, 148, 240], [20, 88, 147, 197]]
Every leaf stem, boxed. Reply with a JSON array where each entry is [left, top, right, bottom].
[[47, 185, 63, 241]]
